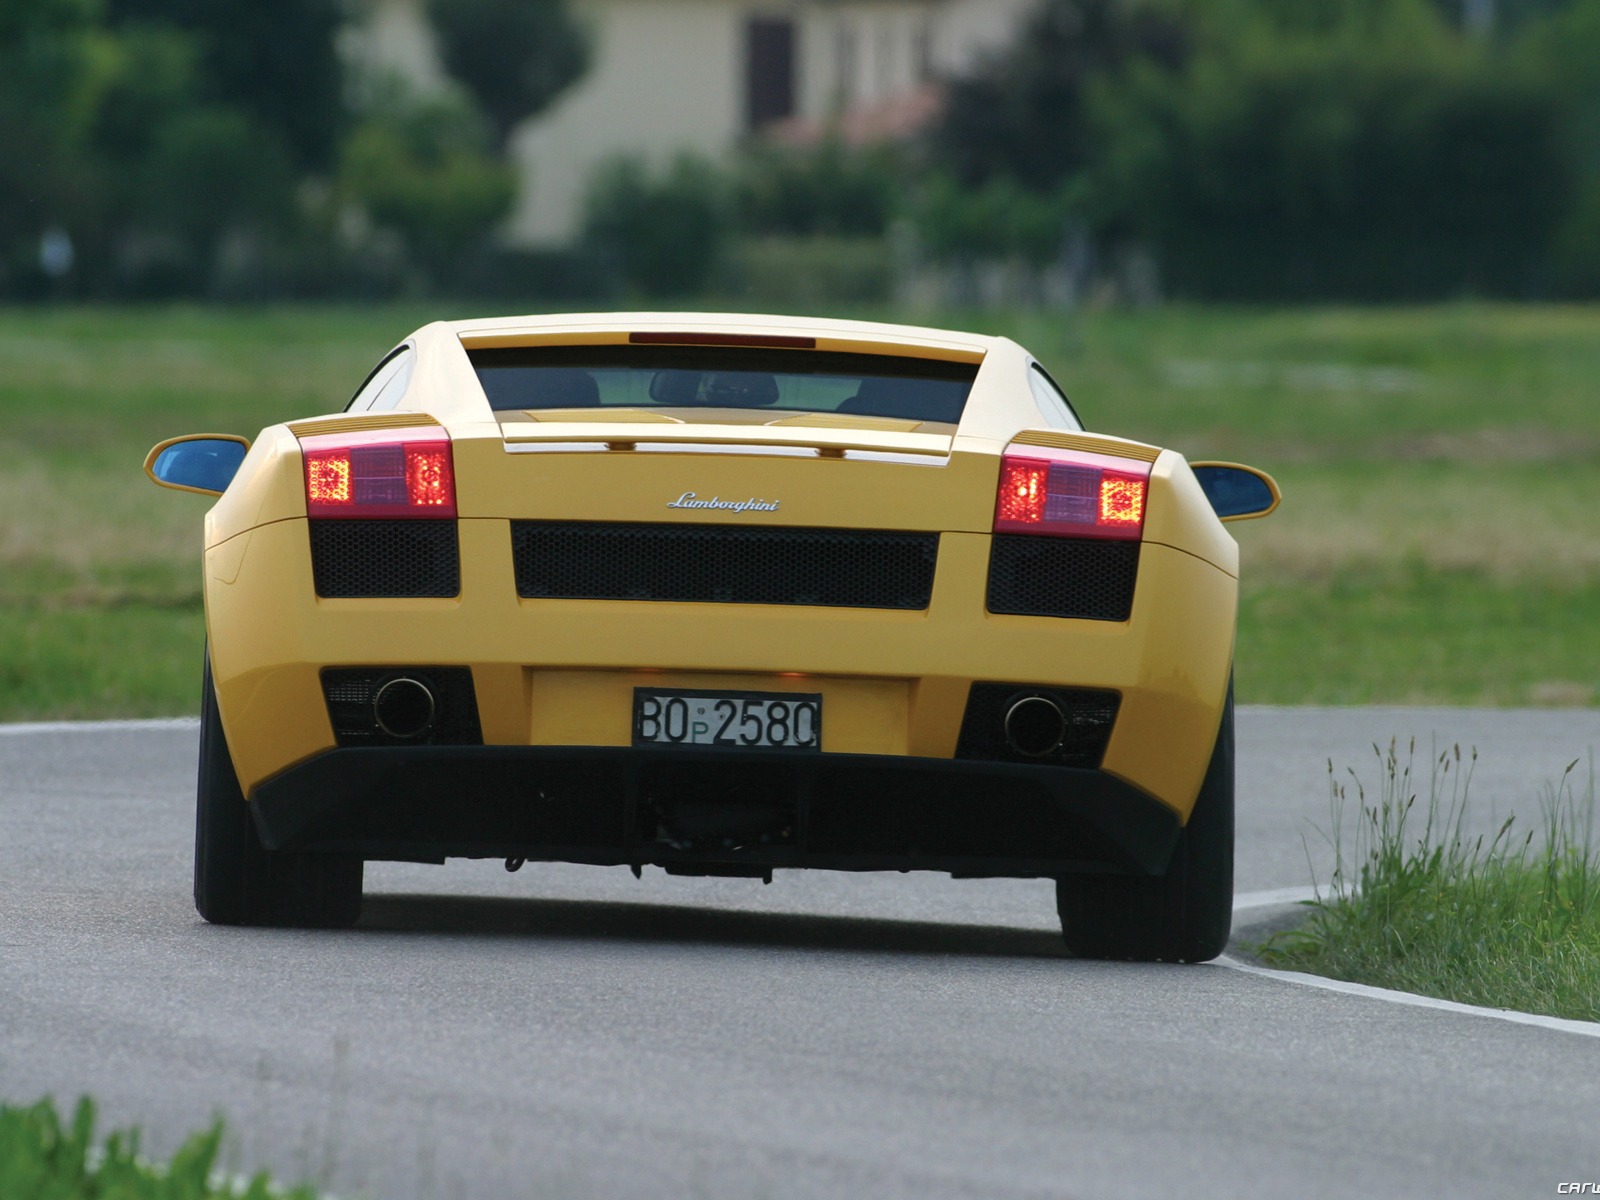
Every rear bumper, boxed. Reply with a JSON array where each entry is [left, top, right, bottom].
[[251, 745, 1181, 879], [206, 518, 1238, 820]]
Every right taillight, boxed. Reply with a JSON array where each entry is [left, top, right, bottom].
[[299, 428, 456, 519], [994, 450, 1150, 540]]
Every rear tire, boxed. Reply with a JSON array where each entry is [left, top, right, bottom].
[[195, 654, 362, 928], [1056, 685, 1234, 963]]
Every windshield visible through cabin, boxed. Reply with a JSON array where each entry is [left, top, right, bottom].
[[469, 345, 979, 425]]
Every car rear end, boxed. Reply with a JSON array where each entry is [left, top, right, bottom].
[[204, 317, 1237, 884]]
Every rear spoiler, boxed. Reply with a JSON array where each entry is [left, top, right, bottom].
[[499, 421, 953, 458]]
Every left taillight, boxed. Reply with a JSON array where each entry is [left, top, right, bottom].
[[993, 448, 1150, 540], [300, 429, 456, 519]]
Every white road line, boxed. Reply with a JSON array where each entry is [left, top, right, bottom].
[[1221, 890, 1600, 1038], [1215, 956, 1600, 1038], [0, 718, 199, 736]]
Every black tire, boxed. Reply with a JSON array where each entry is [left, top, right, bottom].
[[195, 654, 363, 928], [1056, 684, 1234, 963]]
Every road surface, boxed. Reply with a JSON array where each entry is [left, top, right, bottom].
[[1, 707, 1597, 1198]]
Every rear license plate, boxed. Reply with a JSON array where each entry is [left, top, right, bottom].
[[633, 688, 822, 750]]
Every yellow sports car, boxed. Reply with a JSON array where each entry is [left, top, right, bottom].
[[146, 312, 1277, 961]]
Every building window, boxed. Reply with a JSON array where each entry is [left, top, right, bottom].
[[746, 17, 797, 131]]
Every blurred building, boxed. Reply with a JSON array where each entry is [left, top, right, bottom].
[[347, 0, 1034, 245]]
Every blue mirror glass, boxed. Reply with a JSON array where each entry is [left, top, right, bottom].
[[1194, 465, 1275, 518], [151, 438, 248, 494]]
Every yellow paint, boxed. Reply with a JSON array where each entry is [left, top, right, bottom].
[[150, 312, 1272, 826], [451, 311, 990, 364], [1011, 430, 1162, 463], [496, 421, 953, 458], [457, 437, 995, 530], [521, 408, 685, 423], [204, 515, 1239, 823], [286, 412, 440, 437]]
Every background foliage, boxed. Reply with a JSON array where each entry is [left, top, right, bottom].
[[4, 0, 1600, 301]]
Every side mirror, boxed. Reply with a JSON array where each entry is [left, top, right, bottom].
[[1190, 462, 1281, 521], [144, 435, 251, 496]]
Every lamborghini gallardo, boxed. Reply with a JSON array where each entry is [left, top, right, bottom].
[[146, 312, 1278, 961]]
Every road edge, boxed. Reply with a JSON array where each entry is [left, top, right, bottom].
[[1226, 889, 1600, 1039]]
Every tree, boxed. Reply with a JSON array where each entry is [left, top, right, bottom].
[[928, 0, 1188, 192], [1515, 0, 1600, 291], [0, 0, 107, 293], [733, 141, 900, 238], [339, 89, 517, 286], [583, 156, 726, 296], [426, 0, 589, 149], [1090, 19, 1573, 298], [106, 0, 344, 168]]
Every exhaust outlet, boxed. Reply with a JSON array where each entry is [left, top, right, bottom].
[[373, 676, 436, 740], [1003, 695, 1067, 758]]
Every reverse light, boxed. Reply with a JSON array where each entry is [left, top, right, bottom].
[[300, 428, 456, 518], [994, 450, 1149, 540]]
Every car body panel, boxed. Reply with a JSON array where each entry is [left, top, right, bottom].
[[202, 513, 1232, 821], [161, 311, 1272, 885]]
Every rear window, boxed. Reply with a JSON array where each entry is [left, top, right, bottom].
[[469, 346, 978, 425]]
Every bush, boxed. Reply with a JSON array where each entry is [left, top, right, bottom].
[[582, 154, 727, 297], [912, 173, 1080, 265], [1090, 23, 1573, 299], [733, 142, 900, 238], [338, 87, 517, 290], [720, 235, 894, 305]]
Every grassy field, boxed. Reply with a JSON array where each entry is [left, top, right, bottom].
[[2, 302, 1597, 718]]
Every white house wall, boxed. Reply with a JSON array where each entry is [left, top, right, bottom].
[[508, 0, 746, 245], [352, 0, 1035, 247], [794, 0, 1028, 114]]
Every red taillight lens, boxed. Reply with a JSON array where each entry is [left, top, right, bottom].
[[997, 459, 1049, 525], [1099, 476, 1145, 527], [300, 430, 455, 518], [306, 452, 353, 507], [993, 449, 1149, 540], [405, 445, 452, 508]]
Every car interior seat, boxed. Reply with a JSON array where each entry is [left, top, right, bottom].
[[648, 369, 704, 405], [528, 368, 601, 408], [838, 377, 959, 422]]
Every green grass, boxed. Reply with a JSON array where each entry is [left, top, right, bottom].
[[0, 1097, 320, 1199], [2, 301, 1598, 717], [1260, 743, 1600, 1022], [1239, 570, 1600, 706]]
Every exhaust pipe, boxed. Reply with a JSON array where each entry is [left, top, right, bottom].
[[1003, 695, 1067, 758], [373, 676, 436, 739]]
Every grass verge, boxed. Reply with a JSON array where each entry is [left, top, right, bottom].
[[1260, 742, 1600, 1022], [0, 1096, 319, 1199]]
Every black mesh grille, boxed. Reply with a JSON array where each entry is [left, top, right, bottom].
[[512, 522, 939, 609], [987, 535, 1139, 621], [309, 520, 460, 598], [955, 684, 1120, 769], [321, 667, 482, 747]]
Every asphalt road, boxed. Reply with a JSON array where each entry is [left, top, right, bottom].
[[2, 707, 1598, 1199]]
